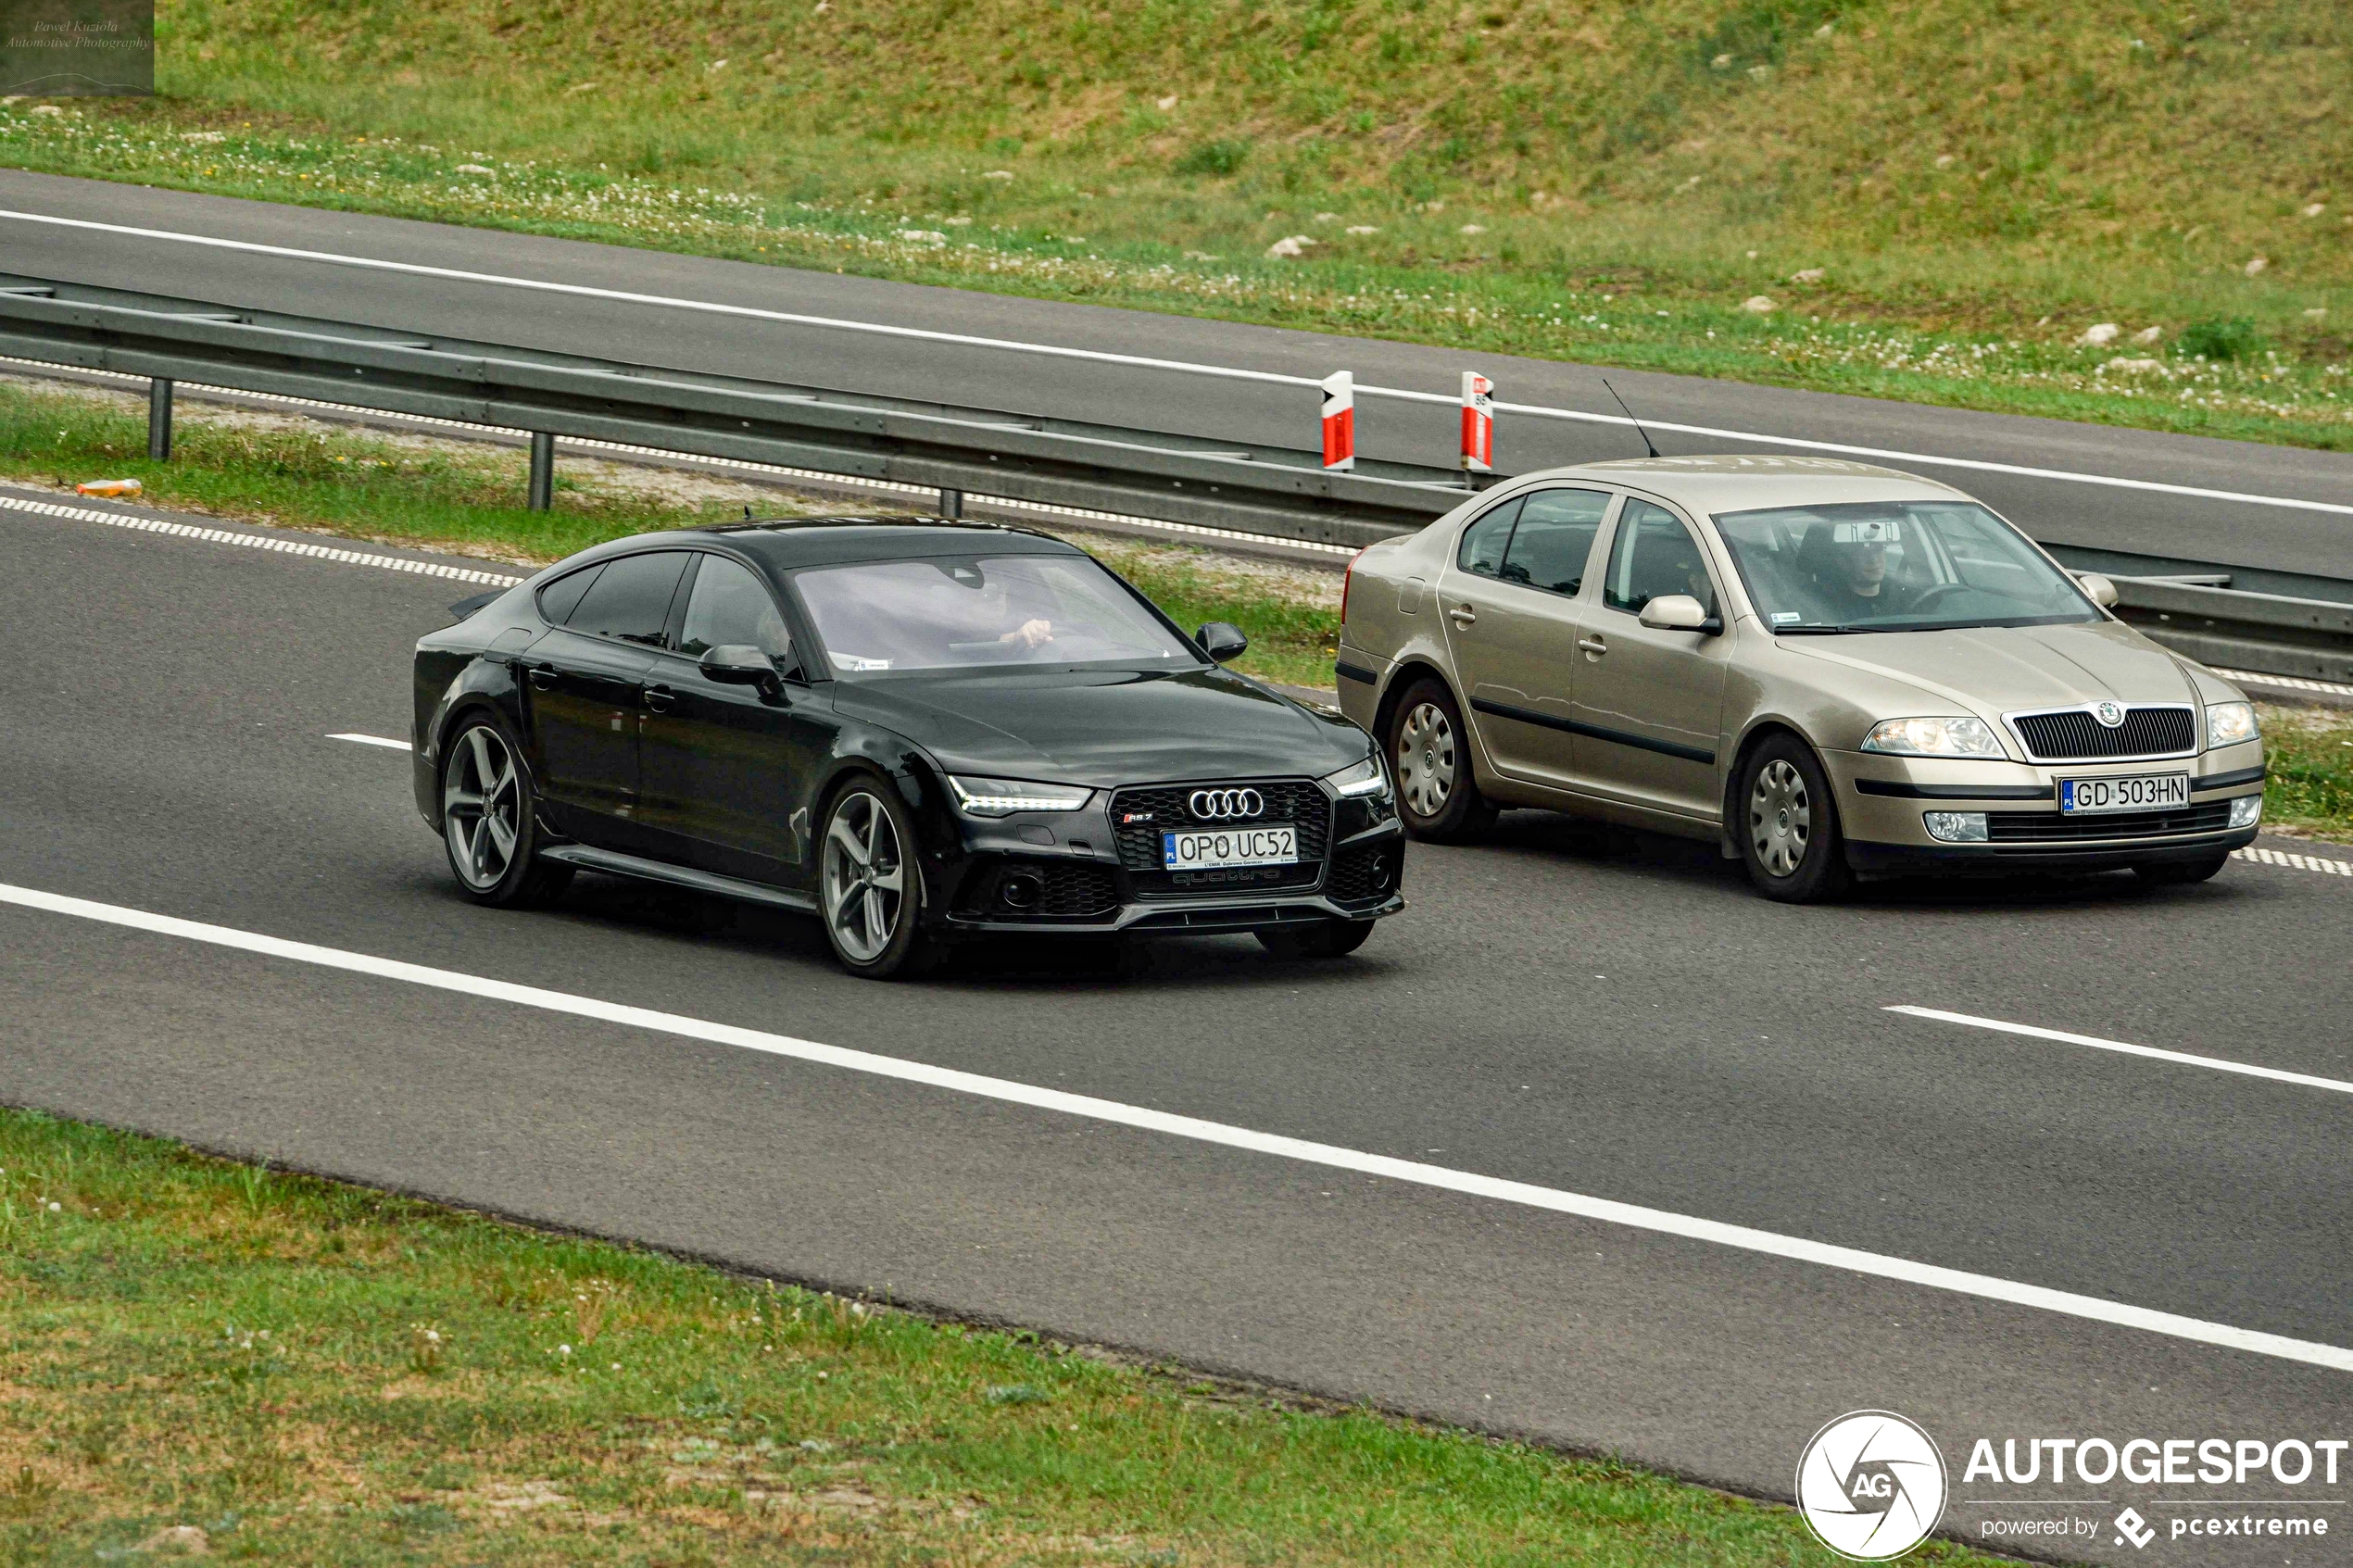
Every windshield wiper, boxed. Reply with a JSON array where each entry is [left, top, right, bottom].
[[1771, 624, 1869, 634]]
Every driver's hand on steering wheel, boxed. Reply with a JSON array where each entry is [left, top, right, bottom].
[[998, 618, 1054, 649]]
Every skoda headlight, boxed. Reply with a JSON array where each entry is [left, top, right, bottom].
[[1324, 754, 1392, 802], [2206, 701, 2259, 749], [946, 775, 1093, 817], [1860, 715, 2006, 759]]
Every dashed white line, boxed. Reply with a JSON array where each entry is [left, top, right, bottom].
[[1886, 1005, 2353, 1098], [2234, 846, 2353, 878], [2, 875, 2349, 1374], [0, 492, 524, 586], [2215, 669, 2353, 704], [328, 733, 412, 751], [7, 208, 2351, 519]]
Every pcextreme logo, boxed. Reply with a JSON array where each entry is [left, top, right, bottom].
[[1795, 1411, 1950, 1561]]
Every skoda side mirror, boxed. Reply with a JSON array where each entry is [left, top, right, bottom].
[[2076, 572, 2120, 609], [1637, 594, 1709, 633], [1196, 621, 1249, 663], [700, 644, 784, 696]]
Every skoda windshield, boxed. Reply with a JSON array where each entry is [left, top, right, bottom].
[[1712, 499, 2103, 633], [791, 553, 1200, 675]]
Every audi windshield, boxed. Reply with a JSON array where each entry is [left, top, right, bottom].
[[1712, 500, 2103, 633], [791, 554, 1201, 675]]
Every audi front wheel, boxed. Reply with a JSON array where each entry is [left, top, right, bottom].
[[819, 777, 937, 979]]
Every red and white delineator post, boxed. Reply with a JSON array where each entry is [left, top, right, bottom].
[[1459, 370, 1494, 474], [1320, 370, 1356, 471]]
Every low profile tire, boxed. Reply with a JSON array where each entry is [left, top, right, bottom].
[[440, 713, 573, 908], [1256, 918, 1377, 960], [818, 776, 937, 980], [1738, 734, 1852, 903], [2133, 852, 2231, 886], [1388, 679, 1498, 844]]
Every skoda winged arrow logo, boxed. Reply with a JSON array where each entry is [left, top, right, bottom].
[[1188, 787, 1265, 821], [2092, 701, 2127, 728]]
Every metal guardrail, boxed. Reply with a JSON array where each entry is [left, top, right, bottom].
[[2, 272, 2350, 690], [0, 275, 1478, 550]]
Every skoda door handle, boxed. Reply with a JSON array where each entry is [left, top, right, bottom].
[[641, 684, 676, 713], [1578, 635, 1608, 659], [1447, 604, 1478, 626], [525, 662, 559, 690]]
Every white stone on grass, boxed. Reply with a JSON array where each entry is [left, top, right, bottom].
[[1741, 295, 1777, 313], [2076, 322, 2121, 347]]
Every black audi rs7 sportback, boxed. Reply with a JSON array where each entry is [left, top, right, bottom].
[[411, 517, 1404, 977]]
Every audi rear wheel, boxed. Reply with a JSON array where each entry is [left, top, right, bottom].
[[440, 713, 573, 908], [1388, 679, 1496, 843]]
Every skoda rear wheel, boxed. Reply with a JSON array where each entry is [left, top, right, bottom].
[[440, 713, 573, 908], [1739, 734, 1851, 903], [1389, 679, 1497, 843], [819, 777, 937, 979]]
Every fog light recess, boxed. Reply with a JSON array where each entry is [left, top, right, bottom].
[[1923, 811, 1989, 844], [2228, 795, 2262, 829]]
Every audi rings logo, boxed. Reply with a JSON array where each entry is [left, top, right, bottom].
[[1188, 787, 1265, 821], [1796, 1411, 1948, 1561]]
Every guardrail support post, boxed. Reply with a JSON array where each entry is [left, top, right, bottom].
[[146, 377, 172, 461], [938, 486, 963, 520], [527, 432, 555, 511]]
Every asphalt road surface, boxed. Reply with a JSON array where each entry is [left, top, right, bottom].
[[5, 486, 2351, 1562], [4, 169, 2353, 590]]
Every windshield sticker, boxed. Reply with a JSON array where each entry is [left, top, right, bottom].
[[1770, 611, 1803, 624]]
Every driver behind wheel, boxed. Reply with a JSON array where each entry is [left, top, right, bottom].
[[1797, 519, 1915, 621]]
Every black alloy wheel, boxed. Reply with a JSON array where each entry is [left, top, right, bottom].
[[1388, 678, 1498, 843], [1738, 733, 1852, 902], [818, 775, 937, 979], [440, 713, 574, 908]]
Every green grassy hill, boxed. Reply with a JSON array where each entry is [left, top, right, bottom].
[[5, 0, 2348, 443]]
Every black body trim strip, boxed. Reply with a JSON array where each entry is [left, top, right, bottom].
[[1854, 779, 2054, 800], [1470, 697, 1716, 765], [539, 845, 818, 913], [1336, 660, 1379, 685], [2193, 766, 2268, 791]]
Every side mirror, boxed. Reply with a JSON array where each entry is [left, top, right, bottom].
[[1637, 594, 1709, 632], [700, 644, 781, 687], [2077, 572, 2119, 609], [1196, 621, 1249, 663]]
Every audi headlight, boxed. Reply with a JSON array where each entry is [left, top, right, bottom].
[[2206, 701, 2259, 749], [1860, 716, 2006, 759], [946, 775, 1093, 817], [1324, 754, 1392, 801]]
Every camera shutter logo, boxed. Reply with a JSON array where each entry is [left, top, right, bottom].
[[1794, 1411, 1947, 1561], [2092, 700, 2126, 728], [1188, 788, 1265, 821]]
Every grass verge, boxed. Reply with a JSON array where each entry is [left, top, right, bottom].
[[0, 1105, 2005, 1565], [2258, 703, 2353, 843], [0, 374, 1343, 687], [2, 19, 2350, 457]]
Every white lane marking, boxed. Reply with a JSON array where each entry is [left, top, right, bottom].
[[6, 209, 2349, 520], [2, 879, 2348, 1376], [0, 493, 524, 586], [2235, 846, 2353, 878], [329, 733, 411, 750], [0, 356, 1361, 558], [1888, 1005, 2353, 1097], [2214, 668, 2353, 703]]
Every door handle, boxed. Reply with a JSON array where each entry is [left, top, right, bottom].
[[525, 663, 559, 690], [1447, 604, 1478, 626], [1577, 636, 1608, 658], [641, 684, 675, 713]]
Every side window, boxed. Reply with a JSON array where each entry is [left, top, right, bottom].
[[1604, 501, 1718, 618], [1498, 488, 1611, 596], [1454, 497, 1522, 578], [567, 551, 691, 647], [678, 556, 793, 659], [535, 562, 604, 626]]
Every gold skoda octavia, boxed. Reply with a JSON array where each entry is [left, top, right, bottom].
[[1337, 456, 2266, 899]]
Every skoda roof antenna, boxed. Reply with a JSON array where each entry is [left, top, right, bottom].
[[1601, 378, 1660, 460]]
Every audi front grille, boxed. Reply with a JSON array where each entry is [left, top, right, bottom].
[[1109, 779, 1331, 899]]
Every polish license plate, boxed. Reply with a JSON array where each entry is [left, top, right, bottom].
[[1163, 825, 1297, 870], [2057, 773, 2190, 815]]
